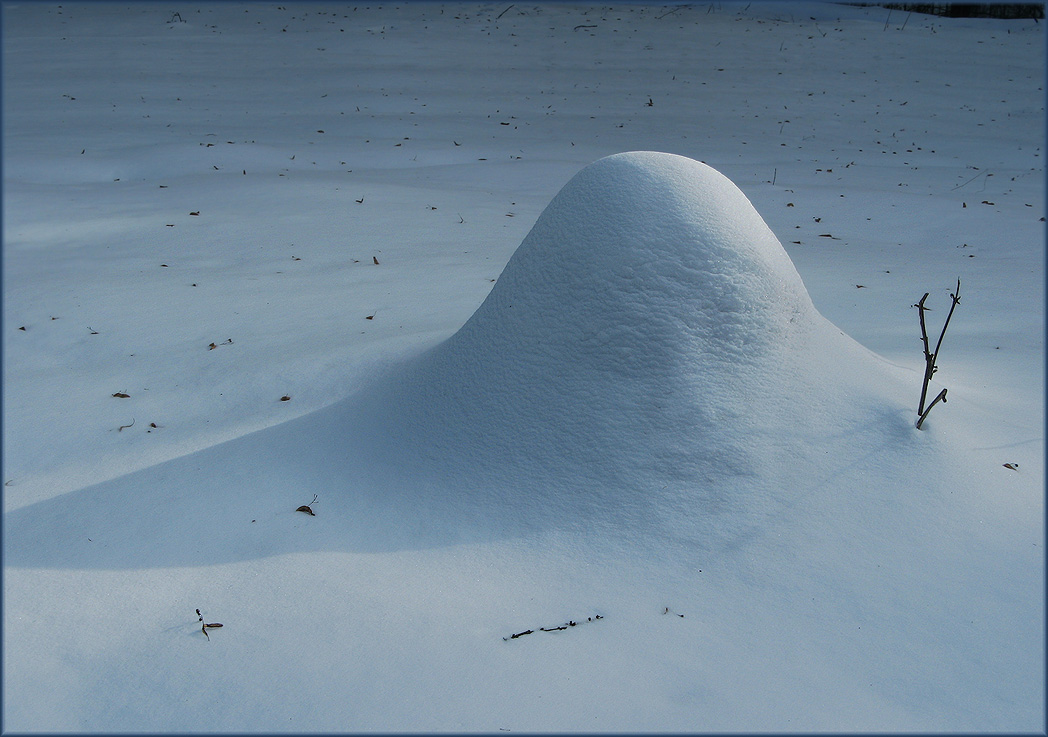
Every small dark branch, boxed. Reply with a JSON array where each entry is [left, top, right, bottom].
[[931, 279, 961, 367], [915, 292, 933, 415], [496, 4, 513, 20], [503, 614, 603, 640], [197, 608, 223, 640], [914, 279, 960, 429], [573, 24, 597, 30], [916, 388, 947, 430], [949, 170, 988, 192]]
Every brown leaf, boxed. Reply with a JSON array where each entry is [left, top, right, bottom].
[[112, 392, 130, 398], [373, 256, 379, 265], [1003, 463, 1019, 471], [280, 395, 291, 401]]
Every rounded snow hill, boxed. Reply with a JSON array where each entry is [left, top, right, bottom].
[[4, 151, 923, 566], [354, 151, 913, 547]]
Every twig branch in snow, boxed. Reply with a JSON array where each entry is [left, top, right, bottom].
[[503, 614, 603, 640], [914, 279, 960, 429], [949, 170, 987, 191], [916, 388, 947, 430], [196, 608, 223, 641]]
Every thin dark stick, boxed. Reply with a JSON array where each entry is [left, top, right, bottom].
[[931, 279, 961, 365], [916, 388, 947, 430], [914, 279, 960, 428], [916, 292, 933, 415], [197, 608, 209, 641]]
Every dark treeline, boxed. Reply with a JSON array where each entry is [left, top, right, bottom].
[[879, 3, 1044, 18]]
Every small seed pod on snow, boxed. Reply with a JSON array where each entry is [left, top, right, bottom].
[[296, 494, 319, 516]]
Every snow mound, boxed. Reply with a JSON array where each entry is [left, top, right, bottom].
[[357, 152, 907, 545], [5, 153, 915, 566]]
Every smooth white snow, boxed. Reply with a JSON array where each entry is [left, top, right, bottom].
[[3, 3, 1043, 733]]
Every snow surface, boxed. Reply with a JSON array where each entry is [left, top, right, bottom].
[[3, 2, 1044, 733]]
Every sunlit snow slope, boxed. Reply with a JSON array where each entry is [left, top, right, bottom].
[[351, 152, 915, 546], [7, 151, 915, 559]]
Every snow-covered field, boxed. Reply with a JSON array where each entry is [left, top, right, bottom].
[[3, 2, 1044, 732]]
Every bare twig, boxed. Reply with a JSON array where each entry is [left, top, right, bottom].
[[915, 292, 934, 415], [949, 170, 988, 192], [914, 279, 960, 429], [916, 388, 947, 430], [503, 614, 603, 641], [197, 608, 223, 641], [932, 279, 961, 363]]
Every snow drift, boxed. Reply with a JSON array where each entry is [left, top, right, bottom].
[[6, 152, 914, 566], [350, 151, 909, 548]]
